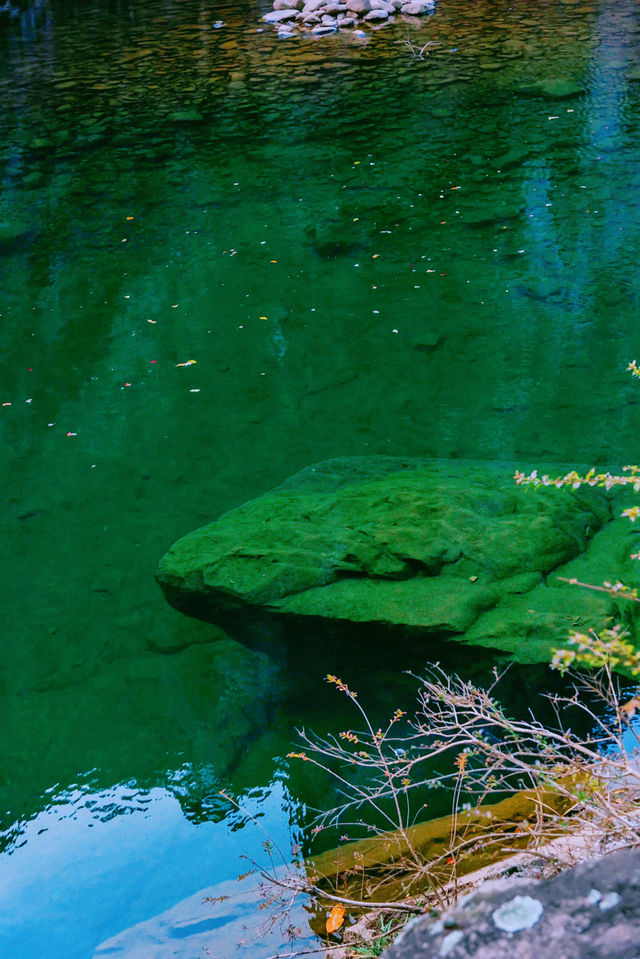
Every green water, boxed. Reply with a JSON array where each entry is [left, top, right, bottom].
[[2, 0, 640, 953]]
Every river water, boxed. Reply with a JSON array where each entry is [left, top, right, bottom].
[[2, 0, 640, 954]]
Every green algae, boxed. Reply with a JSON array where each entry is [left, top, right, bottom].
[[157, 457, 635, 663]]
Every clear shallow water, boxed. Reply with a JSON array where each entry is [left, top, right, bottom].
[[2, 0, 640, 954]]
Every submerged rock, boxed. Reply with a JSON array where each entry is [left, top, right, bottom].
[[167, 109, 204, 123], [519, 77, 584, 99], [156, 457, 638, 662]]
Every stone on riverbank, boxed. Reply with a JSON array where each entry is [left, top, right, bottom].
[[383, 847, 640, 959], [402, 0, 435, 13], [365, 8, 391, 20], [156, 457, 639, 663], [263, 8, 299, 21], [262, 0, 434, 34]]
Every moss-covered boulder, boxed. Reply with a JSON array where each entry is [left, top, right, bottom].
[[156, 457, 640, 663]]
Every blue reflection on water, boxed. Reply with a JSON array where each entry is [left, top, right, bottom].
[[0, 777, 307, 959]]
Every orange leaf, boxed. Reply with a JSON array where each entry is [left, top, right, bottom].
[[325, 904, 345, 935]]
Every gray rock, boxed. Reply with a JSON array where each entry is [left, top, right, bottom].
[[321, 13, 337, 23], [383, 847, 640, 959], [273, 0, 302, 8], [301, 0, 327, 12], [346, 0, 372, 12], [322, 2, 347, 11], [364, 7, 390, 18], [301, 12, 321, 22], [337, 14, 356, 23], [155, 457, 635, 662], [263, 7, 298, 20], [401, 0, 434, 13], [311, 21, 337, 32]]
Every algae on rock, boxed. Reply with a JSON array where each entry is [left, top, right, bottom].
[[156, 457, 638, 663]]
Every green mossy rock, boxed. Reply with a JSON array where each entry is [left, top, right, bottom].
[[156, 457, 639, 663]]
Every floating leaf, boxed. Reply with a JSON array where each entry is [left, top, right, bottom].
[[325, 904, 345, 935]]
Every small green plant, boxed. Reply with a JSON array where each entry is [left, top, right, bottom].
[[552, 623, 640, 677], [352, 915, 403, 956]]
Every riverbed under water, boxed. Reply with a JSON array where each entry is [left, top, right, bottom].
[[2, 0, 640, 954]]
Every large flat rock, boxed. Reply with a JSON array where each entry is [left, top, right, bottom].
[[156, 457, 639, 662]]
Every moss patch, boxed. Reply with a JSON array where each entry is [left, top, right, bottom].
[[157, 457, 637, 663]]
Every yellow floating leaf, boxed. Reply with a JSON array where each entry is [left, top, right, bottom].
[[325, 904, 345, 935], [176, 359, 197, 367]]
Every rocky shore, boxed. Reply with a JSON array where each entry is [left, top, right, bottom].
[[383, 846, 640, 959], [263, 0, 435, 37]]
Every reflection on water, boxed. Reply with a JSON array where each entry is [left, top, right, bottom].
[[2, 0, 640, 953], [0, 778, 315, 959]]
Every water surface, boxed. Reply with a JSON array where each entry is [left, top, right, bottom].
[[2, 0, 640, 954]]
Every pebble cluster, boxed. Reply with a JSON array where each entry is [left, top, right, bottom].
[[263, 0, 435, 36]]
